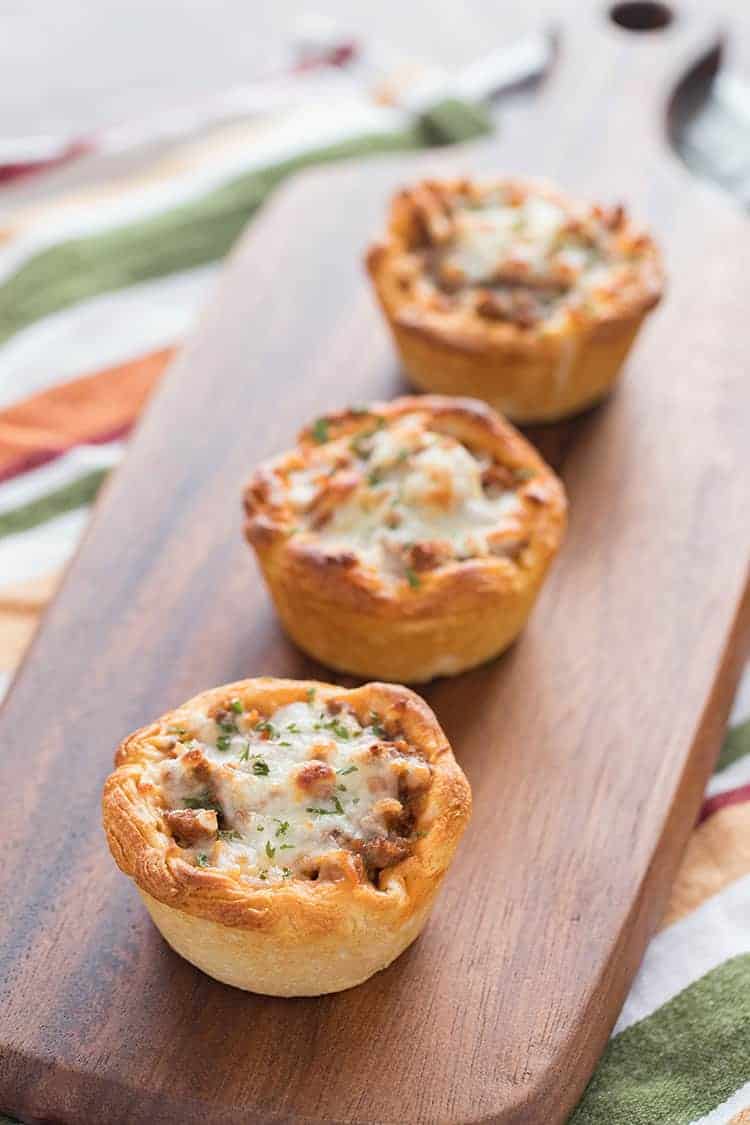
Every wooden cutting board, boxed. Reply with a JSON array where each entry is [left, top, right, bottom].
[[1, 5, 749, 1123]]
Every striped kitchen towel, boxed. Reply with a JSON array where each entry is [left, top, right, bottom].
[[572, 700, 750, 1124], [0, 54, 748, 1125], [0, 74, 488, 699]]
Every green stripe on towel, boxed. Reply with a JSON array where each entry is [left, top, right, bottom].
[[570, 954, 750, 1125], [0, 468, 107, 539], [0, 104, 489, 349], [715, 718, 750, 775]]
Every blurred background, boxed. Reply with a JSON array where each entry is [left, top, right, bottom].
[[3, 3, 544, 136], [2, 1, 750, 204]]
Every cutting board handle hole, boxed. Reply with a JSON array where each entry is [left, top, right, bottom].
[[609, 1, 673, 31]]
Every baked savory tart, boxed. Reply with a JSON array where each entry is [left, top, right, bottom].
[[102, 677, 471, 996], [243, 395, 566, 682], [366, 177, 664, 422]]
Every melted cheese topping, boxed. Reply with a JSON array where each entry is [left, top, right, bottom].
[[284, 415, 524, 580], [423, 186, 650, 330], [148, 698, 429, 884], [445, 197, 570, 284]]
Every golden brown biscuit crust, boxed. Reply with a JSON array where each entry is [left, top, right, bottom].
[[102, 678, 471, 994], [243, 396, 567, 681], [366, 178, 664, 422]]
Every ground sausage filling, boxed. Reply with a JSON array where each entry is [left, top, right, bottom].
[[144, 694, 432, 886], [396, 180, 657, 332], [262, 411, 534, 585]]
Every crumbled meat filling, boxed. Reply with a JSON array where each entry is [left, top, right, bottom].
[[359, 835, 413, 872], [396, 180, 656, 331], [294, 760, 336, 797], [147, 698, 433, 887], [279, 412, 537, 579], [164, 808, 218, 846]]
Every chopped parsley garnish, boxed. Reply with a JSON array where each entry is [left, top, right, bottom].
[[216, 734, 232, 752], [259, 872, 268, 881], [306, 795, 344, 816], [183, 794, 219, 812], [252, 759, 270, 776], [195, 853, 209, 868], [218, 829, 242, 842], [326, 718, 352, 740], [282, 868, 292, 878], [369, 712, 387, 738], [257, 825, 265, 832], [274, 820, 290, 837], [312, 417, 329, 444], [405, 567, 421, 589], [239, 744, 251, 762], [337, 784, 347, 792], [255, 720, 277, 737], [367, 468, 382, 487], [337, 765, 358, 776], [230, 698, 244, 713], [167, 725, 190, 740], [350, 435, 371, 459], [280, 843, 295, 851], [265, 840, 276, 859], [350, 416, 385, 459], [279, 740, 292, 748], [286, 722, 299, 733], [217, 716, 237, 734], [306, 687, 316, 702]]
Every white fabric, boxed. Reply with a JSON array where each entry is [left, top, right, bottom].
[[614, 871, 750, 1035], [0, 266, 216, 407], [0, 441, 124, 513], [0, 507, 89, 583]]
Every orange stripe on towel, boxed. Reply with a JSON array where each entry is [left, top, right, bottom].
[[659, 801, 750, 930], [0, 346, 175, 483], [0, 571, 60, 673]]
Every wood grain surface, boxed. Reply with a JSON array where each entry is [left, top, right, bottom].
[[1, 4, 749, 1123]]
